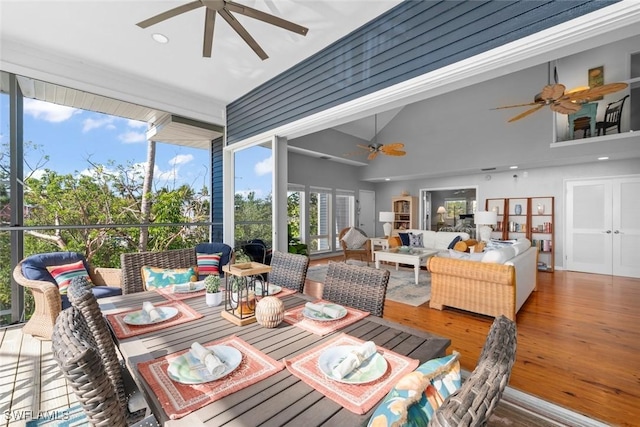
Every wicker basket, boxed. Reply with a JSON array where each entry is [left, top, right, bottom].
[[255, 296, 284, 328]]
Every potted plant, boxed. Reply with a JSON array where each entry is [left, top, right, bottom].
[[204, 274, 223, 307]]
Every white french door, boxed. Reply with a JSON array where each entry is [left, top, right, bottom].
[[566, 176, 640, 278]]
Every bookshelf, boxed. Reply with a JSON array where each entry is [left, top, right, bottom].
[[485, 196, 554, 272], [391, 196, 417, 234]]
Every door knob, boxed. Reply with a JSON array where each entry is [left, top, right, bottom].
[[605, 230, 612, 234], [614, 230, 620, 234]]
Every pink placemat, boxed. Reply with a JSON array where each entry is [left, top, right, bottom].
[[284, 333, 419, 414], [156, 286, 206, 301], [283, 300, 369, 336], [138, 335, 285, 420], [106, 300, 203, 339], [264, 286, 297, 299]]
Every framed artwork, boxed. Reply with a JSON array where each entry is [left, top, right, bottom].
[[588, 66, 604, 100]]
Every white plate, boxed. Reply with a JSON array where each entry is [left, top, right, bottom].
[[167, 345, 242, 384], [123, 307, 179, 325], [172, 281, 206, 293], [302, 303, 347, 322], [317, 345, 388, 384], [255, 283, 282, 296]]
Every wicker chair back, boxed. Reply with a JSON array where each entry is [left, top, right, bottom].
[[268, 251, 309, 293], [120, 248, 197, 294], [322, 262, 389, 317]]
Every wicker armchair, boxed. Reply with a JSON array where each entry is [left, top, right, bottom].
[[268, 251, 309, 293], [322, 262, 390, 317], [14, 252, 122, 340], [429, 315, 517, 426], [52, 306, 158, 426], [338, 227, 372, 266], [120, 248, 197, 294]]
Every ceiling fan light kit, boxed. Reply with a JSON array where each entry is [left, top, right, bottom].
[[137, 0, 309, 60]]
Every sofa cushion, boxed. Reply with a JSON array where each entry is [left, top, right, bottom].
[[512, 238, 532, 255], [61, 285, 122, 310], [195, 242, 233, 278], [482, 246, 517, 264], [197, 252, 222, 276], [398, 232, 410, 246], [447, 236, 462, 249], [341, 227, 368, 249], [21, 252, 91, 287]]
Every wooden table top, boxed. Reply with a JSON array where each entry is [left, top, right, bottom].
[[100, 290, 450, 426]]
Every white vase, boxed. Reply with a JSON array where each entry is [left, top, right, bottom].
[[205, 292, 223, 307], [537, 204, 545, 214]]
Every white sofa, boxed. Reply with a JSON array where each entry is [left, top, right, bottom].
[[427, 238, 538, 321], [400, 229, 471, 252]]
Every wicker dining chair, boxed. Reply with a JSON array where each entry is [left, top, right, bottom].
[[120, 248, 197, 294], [322, 262, 390, 317], [429, 315, 517, 426], [67, 276, 149, 416], [268, 250, 309, 293], [52, 306, 159, 427]]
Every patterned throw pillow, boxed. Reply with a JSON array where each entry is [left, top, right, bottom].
[[197, 252, 223, 276], [141, 266, 197, 290], [408, 232, 424, 248], [367, 352, 461, 427], [341, 227, 368, 249], [46, 260, 93, 295]]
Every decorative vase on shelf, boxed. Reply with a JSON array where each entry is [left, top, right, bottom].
[[537, 204, 545, 214], [515, 204, 522, 215], [491, 206, 499, 215]]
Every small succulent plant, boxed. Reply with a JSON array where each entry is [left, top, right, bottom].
[[204, 274, 220, 293]]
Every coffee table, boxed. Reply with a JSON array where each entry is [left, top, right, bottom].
[[374, 247, 439, 284]]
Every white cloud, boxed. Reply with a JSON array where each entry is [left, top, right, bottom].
[[119, 131, 146, 144], [82, 116, 116, 133], [28, 169, 47, 180], [127, 119, 147, 128], [154, 165, 178, 183], [23, 99, 80, 123], [169, 154, 194, 166], [254, 155, 272, 176]]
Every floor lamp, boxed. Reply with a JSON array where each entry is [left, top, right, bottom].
[[475, 210, 498, 242], [379, 211, 394, 237]]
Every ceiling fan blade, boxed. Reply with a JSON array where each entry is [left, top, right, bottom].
[[357, 144, 373, 152], [203, 8, 216, 57], [507, 104, 545, 122], [382, 142, 405, 150], [550, 100, 582, 114], [137, 1, 203, 28], [384, 150, 406, 157], [537, 84, 565, 102], [368, 151, 378, 161], [219, 8, 268, 60], [564, 82, 628, 103], [225, 1, 309, 36], [492, 101, 539, 110]]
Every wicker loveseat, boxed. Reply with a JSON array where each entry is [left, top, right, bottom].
[[427, 245, 537, 321]]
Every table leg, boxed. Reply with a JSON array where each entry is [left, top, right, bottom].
[[414, 264, 420, 284], [375, 257, 380, 269]]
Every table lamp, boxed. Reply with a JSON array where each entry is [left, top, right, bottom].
[[475, 210, 498, 242], [379, 211, 394, 237], [437, 206, 446, 222]]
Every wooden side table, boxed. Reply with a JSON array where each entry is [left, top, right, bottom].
[[369, 237, 389, 261]]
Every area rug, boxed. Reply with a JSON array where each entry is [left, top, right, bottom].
[[306, 261, 431, 306]]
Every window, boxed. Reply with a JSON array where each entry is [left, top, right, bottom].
[[309, 187, 331, 254], [287, 184, 305, 245], [335, 190, 355, 248]]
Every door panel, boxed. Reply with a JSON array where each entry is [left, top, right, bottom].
[[613, 177, 640, 277], [358, 190, 375, 237], [566, 180, 612, 275]]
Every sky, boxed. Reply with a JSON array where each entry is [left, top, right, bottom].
[[0, 96, 272, 199]]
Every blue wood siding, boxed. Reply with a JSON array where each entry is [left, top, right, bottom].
[[211, 137, 224, 242], [226, 0, 617, 144]]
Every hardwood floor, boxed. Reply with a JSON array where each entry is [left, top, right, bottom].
[[308, 257, 640, 427]]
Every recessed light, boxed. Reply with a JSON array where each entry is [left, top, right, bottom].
[[598, 156, 609, 161], [509, 166, 518, 169], [152, 33, 169, 44], [384, 178, 391, 181]]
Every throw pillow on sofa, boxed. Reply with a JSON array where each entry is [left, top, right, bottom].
[[398, 232, 410, 246], [408, 232, 424, 248], [481, 246, 517, 264], [447, 235, 462, 249]]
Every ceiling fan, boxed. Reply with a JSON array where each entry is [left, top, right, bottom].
[[136, 0, 309, 60], [349, 114, 407, 160], [493, 82, 628, 122]]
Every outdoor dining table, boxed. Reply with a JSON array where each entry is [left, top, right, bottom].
[[99, 289, 450, 426]]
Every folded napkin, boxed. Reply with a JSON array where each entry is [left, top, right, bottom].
[[305, 302, 342, 319], [142, 301, 162, 322], [190, 342, 226, 377], [331, 341, 377, 380], [173, 282, 195, 293]]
